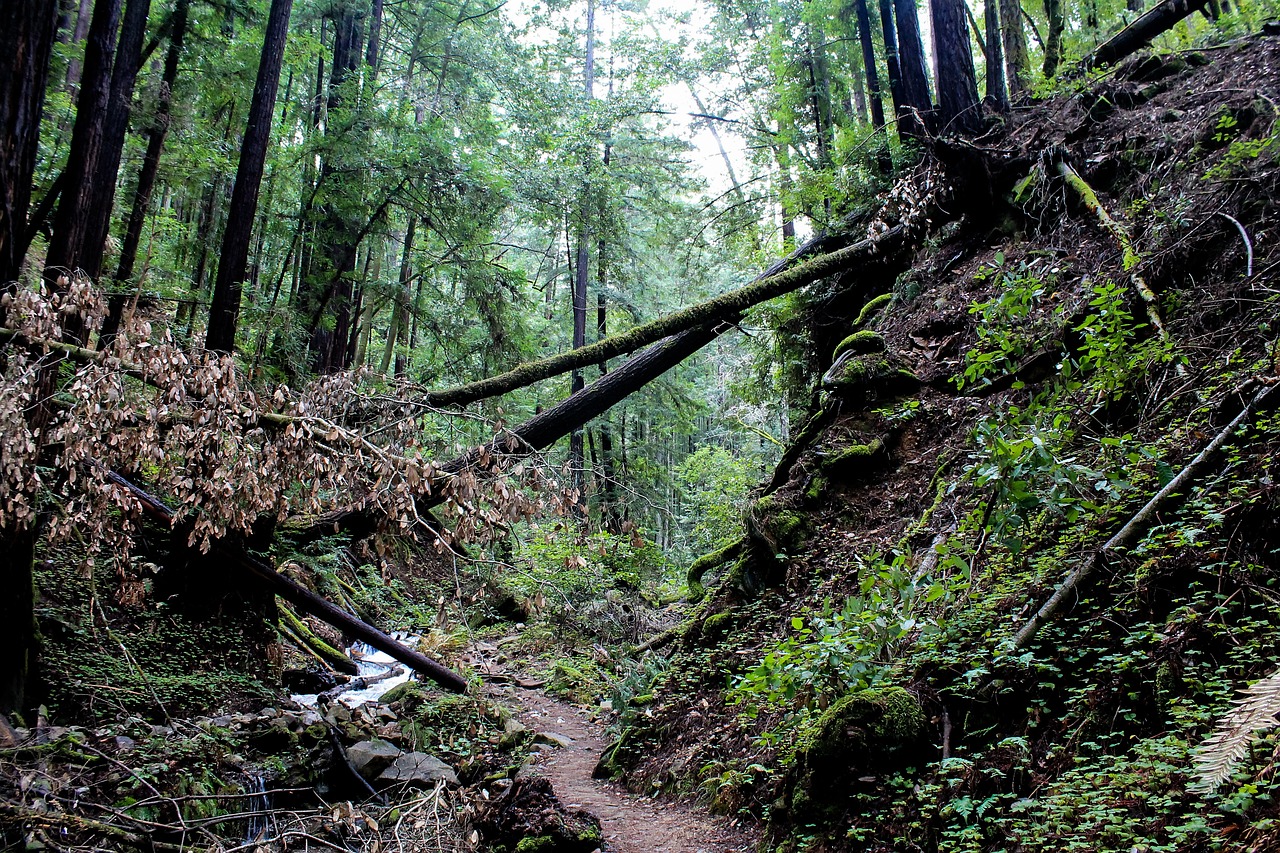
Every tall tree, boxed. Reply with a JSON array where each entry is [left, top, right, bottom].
[[894, 0, 934, 134], [853, 0, 887, 130], [100, 0, 192, 348], [0, 0, 60, 720], [1044, 0, 1066, 77], [570, 0, 597, 501], [1000, 0, 1029, 95], [984, 0, 1009, 109], [44, 0, 124, 341], [931, 0, 982, 133], [206, 0, 295, 353]]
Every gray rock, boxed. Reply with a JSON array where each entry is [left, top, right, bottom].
[[113, 735, 136, 753], [534, 731, 573, 748], [346, 739, 402, 780], [500, 719, 529, 749], [376, 752, 458, 787]]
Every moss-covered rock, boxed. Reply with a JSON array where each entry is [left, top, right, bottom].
[[781, 687, 927, 820]]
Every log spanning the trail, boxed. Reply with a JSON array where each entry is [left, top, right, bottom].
[[424, 225, 905, 408], [1080, 0, 1210, 72], [290, 219, 924, 546], [99, 467, 469, 693]]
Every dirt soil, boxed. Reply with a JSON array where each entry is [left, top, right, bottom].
[[497, 684, 754, 853]]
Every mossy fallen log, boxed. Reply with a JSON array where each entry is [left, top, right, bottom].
[[1080, 0, 1211, 72], [279, 605, 358, 676], [685, 537, 747, 602]]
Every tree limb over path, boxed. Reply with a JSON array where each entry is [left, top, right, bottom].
[[423, 223, 908, 408]]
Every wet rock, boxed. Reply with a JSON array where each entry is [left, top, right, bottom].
[[347, 739, 401, 780], [376, 751, 459, 787], [113, 735, 136, 753], [283, 668, 339, 694]]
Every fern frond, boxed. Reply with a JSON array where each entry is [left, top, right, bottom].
[[1192, 666, 1280, 793]]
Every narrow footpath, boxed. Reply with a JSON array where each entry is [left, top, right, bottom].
[[495, 686, 754, 853]]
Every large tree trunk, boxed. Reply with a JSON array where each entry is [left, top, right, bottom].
[[984, 0, 1009, 109], [0, 0, 59, 289], [1043, 0, 1066, 78], [44, 0, 124, 341], [895, 0, 934, 133], [931, 0, 982, 134], [853, 0, 887, 130], [1081, 0, 1210, 71], [1000, 0, 1030, 95], [99, 0, 190, 349], [570, 0, 596, 503], [205, 0, 295, 353]]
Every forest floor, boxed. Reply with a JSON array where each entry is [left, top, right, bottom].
[[496, 683, 753, 853]]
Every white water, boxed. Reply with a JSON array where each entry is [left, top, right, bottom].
[[291, 634, 419, 708]]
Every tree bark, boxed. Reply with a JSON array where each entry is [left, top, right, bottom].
[[570, 0, 597, 503], [1001, 0, 1030, 95], [854, 0, 887, 130], [45, 0, 123, 340], [206, 0, 294, 353], [1043, 0, 1065, 78], [984, 0, 1009, 109], [895, 0, 934, 133], [931, 0, 983, 134], [0, 0, 59, 289]]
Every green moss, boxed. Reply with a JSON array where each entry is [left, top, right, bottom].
[[832, 330, 887, 362], [804, 475, 828, 502], [783, 687, 927, 821], [514, 836, 556, 852], [825, 354, 894, 388], [686, 537, 747, 602], [824, 438, 886, 473], [853, 292, 893, 329], [701, 611, 734, 642]]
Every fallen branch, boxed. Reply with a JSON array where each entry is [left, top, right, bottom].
[[1056, 158, 1175, 346], [100, 467, 469, 693], [1009, 380, 1280, 651], [1081, 0, 1212, 72], [279, 604, 359, 676], [319, 664, 404, 701], [1217, 212, 1254, 278], [0, 799, 188, 852]]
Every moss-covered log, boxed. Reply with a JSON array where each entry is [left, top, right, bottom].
[[685, 537, 747, 602], [423, 226, 908, 409], [279, 605, 359, 675], [1081, 0, 1211, 72]]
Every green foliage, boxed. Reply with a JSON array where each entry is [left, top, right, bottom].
[[673, 446, 763, 558], [729, 551, 968, 720], [959, 253, 1063, 390]]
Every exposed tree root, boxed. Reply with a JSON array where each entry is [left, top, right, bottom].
[[685, 537, 747, 603]]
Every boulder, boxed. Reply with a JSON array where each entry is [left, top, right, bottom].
[[346, 739, 402, 780], [376, 751, 459, 787]]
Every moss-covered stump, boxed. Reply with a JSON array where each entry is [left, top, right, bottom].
[[823, 348, 920, 405], [473, 776, 603, 853], [780, 687, 928, 822], [685, 537, 747, 602], [832, 330, 888, 361]]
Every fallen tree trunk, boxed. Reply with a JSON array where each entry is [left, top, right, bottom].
[[100, 467, 469, 693], [290, 217, 924, 545], [423, 225, 906, 409], [1010, 379, 1280, 651], [1081, 0, 1211, 72]]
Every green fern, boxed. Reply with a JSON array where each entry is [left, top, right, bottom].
[[1192, 667, 1280, 792]]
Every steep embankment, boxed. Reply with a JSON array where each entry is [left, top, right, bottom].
[[604, 34, 1280, 852]]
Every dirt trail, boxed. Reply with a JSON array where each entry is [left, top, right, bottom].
[[496, 686, 754, 853]]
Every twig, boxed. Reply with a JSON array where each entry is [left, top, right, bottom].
[[1216, 212, 1253, 277]]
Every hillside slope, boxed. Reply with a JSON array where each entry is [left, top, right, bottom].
[[604, 33, 1280, 853]]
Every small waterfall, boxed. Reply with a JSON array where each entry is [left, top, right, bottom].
[[245, 771, 272, 844]]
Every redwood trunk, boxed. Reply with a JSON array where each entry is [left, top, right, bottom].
[[206, 0, 294, 353]]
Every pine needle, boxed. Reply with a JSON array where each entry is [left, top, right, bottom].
[[1192, 666, 1280, 792]]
